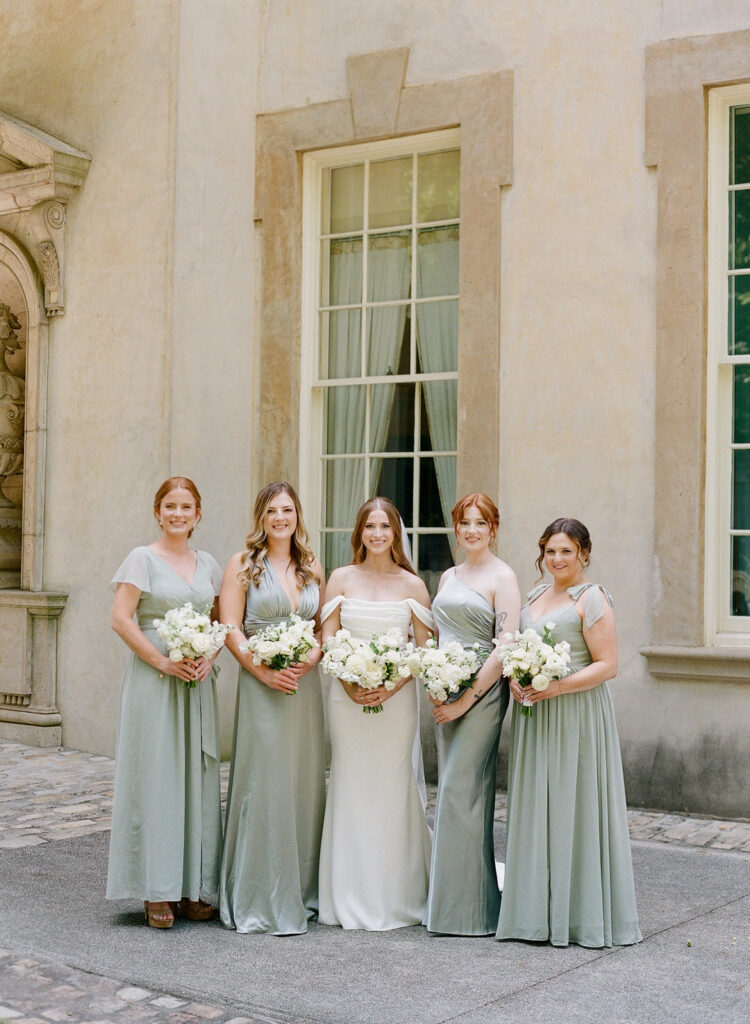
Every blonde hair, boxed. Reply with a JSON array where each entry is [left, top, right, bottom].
[[350, 497, 416, 575], [237, 481, 318, 590]]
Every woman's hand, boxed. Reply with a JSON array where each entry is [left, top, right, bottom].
[[523, 677, 565, 704], [509, 678, 525, 703], [344, 682, 390, 707], [160, 656, 198, 684], [257, 663, 303, 694], [433, 691, 470, 724], [190, 656, 214, 683]]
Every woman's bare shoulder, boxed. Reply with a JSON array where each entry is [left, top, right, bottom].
[[403, 571, 431, 606]]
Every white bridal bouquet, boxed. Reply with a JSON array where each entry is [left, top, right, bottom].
[[239, 614, 318, 679], [153, 602, 233, 688], [493, 624, 571, 717], [406, 637, 483, 703], [322, 627, 415, 714]]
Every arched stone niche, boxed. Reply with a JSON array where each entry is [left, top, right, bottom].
[[0, 112, 89, 745]]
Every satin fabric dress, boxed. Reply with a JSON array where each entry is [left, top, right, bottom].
[[424, 569, 509, 935], [219, 560, 326, 934], [106, 546, 223, 902], [318, 596, 434, 931], [496, 583, 642, 948]]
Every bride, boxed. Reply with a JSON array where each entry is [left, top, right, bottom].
[[318, 497, 434, 930]]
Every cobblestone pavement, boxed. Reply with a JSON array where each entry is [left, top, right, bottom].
[[0, 949, 305, 1024], [1, 740, 749, 853]]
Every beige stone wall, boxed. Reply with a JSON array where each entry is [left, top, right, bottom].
[[1, 0, 749, 812], [0, 0, 257, 755]]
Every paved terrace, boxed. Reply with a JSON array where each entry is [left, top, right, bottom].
[[0, 742, 748, 1024]]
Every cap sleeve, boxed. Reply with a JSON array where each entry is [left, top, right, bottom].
[[111, 547, 151, 593], [581, 585, 614, 630], [525, 583, 550, 605], [205, 553, 223, 596]]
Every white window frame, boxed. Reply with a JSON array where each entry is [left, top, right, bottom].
[[706, 84, 750, 644], [300, 129, 460, 570]]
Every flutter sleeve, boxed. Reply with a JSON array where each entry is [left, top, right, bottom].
[[206, 553, 223, 597], [582, 585, 614, 630], [111, 546, 151, 593]]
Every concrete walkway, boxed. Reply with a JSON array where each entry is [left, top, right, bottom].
[[1, 742, 748, 1024]]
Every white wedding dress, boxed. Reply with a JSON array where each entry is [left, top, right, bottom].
[[318, 596, 434, 930]]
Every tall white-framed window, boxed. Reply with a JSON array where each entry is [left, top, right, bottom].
[[301, 130, 460, 593], [706, 85, 750, 642]]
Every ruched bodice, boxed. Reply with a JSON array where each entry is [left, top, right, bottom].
[[243, 559, 319, 637], [321, 594, 434, 644], [433, 570, 495, 656]]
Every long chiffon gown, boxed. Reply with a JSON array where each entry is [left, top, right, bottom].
[[424, 569, 509, 935], [496, 583, 642, 948], [318, 596, 434, 930], [219, 560, 326, 934], [106, 546, 223, 903]]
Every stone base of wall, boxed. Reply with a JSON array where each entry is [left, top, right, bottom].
[[0, 590, 66, 748]]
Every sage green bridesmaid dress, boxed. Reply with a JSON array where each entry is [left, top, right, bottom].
[[424, 568, 509, 935], [106, 546, 223, 902], [496, 583, 642, 948], [219, 560, 326, 934]]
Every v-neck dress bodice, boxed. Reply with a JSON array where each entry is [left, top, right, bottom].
[[106, 545, 223, 902], [496, 582, 641, 948], [425, 569, 510, 935], [219, 558, 325, 935]]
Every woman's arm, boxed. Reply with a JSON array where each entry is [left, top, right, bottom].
[[525, 593, 618, 704], [111, 583, 195, 684], [320, 570, 374, 705], [433, 564, 521, 724], [219, 553, 300, 694]]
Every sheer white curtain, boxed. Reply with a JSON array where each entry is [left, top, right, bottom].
[[326, 238, 364, 568], [326, 234, 410, 567], [415, 226, 459, 529], [367, 233, 411, 492]]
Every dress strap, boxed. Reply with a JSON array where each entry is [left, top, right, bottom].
[[567, 583, 614, 629], [525, 582, 551, 604], [404, 599, 435, 632], [320, 594, 345, 623]]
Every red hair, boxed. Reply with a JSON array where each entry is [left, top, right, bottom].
[[451, 493, 499, 533], [153, 477, 201, 537]]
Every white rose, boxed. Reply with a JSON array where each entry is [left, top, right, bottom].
[[192, 633, 210, 654], [168, 648, 183, 662], [532, 673, 550, 691]]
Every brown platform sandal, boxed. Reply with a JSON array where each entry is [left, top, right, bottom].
[[144, 900, 174, 929], [174, 897, 214, 921]]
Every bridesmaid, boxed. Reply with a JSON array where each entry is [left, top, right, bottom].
[[496, 518, 641, 948], [318, 497, 434, 930], [219, 481, 326, 934], [426, 493, 520, 935], [107, 477, 223, 928]]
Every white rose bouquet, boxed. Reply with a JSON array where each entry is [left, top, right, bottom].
[[152, 602, 232, 688], [493, 623, 571, 717], [239, 614, 317, 685], [322, 627, 415, 714], [406, 637, 484, 704]]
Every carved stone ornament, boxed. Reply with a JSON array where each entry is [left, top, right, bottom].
[[0, 111, 90, 318]]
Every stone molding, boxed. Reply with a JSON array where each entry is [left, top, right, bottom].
[[644, 30, 750, 652], [254, 49, 513, 500], [641, 644, 750, 684], [0, 111, 90, 316], [0, 589, 66, 747]]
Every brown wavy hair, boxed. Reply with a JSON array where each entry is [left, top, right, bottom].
[[350, 497, 416, 575], [535, 517, 592, 579], [153, 477, 201, 537], [237, 481, 318, 590], [451, 493, 500, 550]]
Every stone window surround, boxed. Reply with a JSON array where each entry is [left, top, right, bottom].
[[642, 28, 750, 683], [254, 48, 513, 508]]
